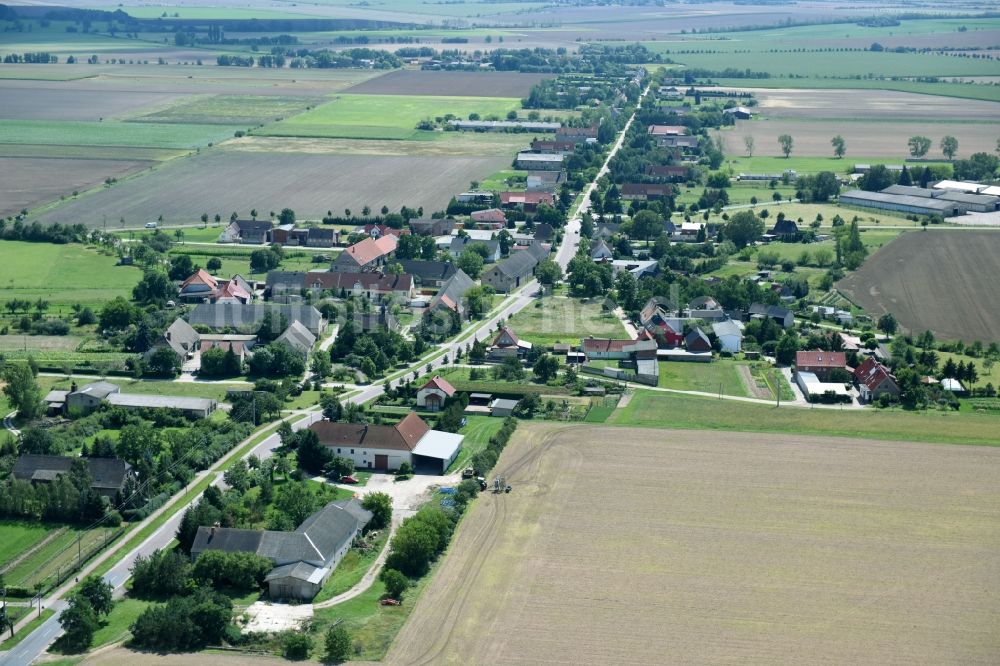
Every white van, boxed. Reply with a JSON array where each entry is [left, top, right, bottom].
[[145, 221, 158, 229]]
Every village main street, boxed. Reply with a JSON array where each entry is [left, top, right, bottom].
[[0, 84, 651, 666]]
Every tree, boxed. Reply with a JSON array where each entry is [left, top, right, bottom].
[[295, 429, 331, 475], [278, 208, 295, 225], [362, 492, 392, 530], [859, 164, 895, 192], [725, 210, 764, 249], [380, 568, 408, 600], [831, 135, 845, 158], [953, 152, 999, 181], [456, 249, 484, 279], [145, 346, 182, 378], [77, 576, 113, 617], [534, 259, 562, 287], [775, 331, 800, 365], [631, 209, 663, 246], [533, 354, 559, 382], [168, 254, 194, 280], [60, 594, 100, 652], [132, 268, 173, 304], [2, 363, 43, 419], [743, 135, 754, 157], [778, 134, 793, 158], [324, 624, 351, 663], [249, 248, 280, 273], [940, 135, 958, 160], [206, 257, 222, 272], [131, 548, 193, 596], [877, 312, 898, 335], [908, 135, 931, 158]]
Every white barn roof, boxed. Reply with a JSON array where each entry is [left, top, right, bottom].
[[412, 430, 464, 461]]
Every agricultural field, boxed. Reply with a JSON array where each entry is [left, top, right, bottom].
[[657, 359, 751, 397], [0, 156, 154, 218], [32, 148, 511, 226], [388, 423, 1000, 664], [259, 93, 521, 140], [505, 296, 628, 346], [838, 230, 1000, 342], [712, 78, 1000, 104], [344, 70, 551, 97], [721, 119, 999, 160], [745, 88, 1000, 123], [0, 120, 242, 149], [0, 82, 189, 122], [0, 240, 139, 310], [0, 521, 53, 571], [131, 94, 324, 125], [228, 133, 528, 158]]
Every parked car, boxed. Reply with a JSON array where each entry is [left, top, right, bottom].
[[339, 475, 359, 484], [144, 221, 157, 229], [379, 598, 401, 606]]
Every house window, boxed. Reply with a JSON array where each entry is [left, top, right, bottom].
[[337, 448, 341, 454], [350, 449, 354, 454]]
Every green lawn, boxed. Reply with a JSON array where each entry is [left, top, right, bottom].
[[505, 296, 628, 346], [0, 241, 140, 311], [40, 376, 236, 402], [4, 526, 115, 592], [259, 94, 521, 140], [0, 609, 55, 651], [88, 598, 151, 650], [611, 390, 1000, 446], [312, 530, 389, 604], [478, 169, 526, 191], [0, 120, 241, 149], [657, 360, 750, 397], [447, 415, 506, 472], [0, 520, 54, 568]]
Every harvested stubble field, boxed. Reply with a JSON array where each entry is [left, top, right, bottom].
[[0, 82, 190, 122], [344, 70, 551, 97], [838, 230, 1000, 342], [724, 119, 1000, 159], [0, 156, 153, 217], [33, 148, 511, 226], [388, 423, 1000, 665], [745, 88, 1000, 123], [131, 94, 324, 125]]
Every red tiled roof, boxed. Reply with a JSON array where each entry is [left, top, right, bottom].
[[181, 269, 218, 291], [216, 280, 251, 302], [342, 235, 397, 266], [471, 208, 507, 223], [582, 338, 630, 353], [309, 413, 430, 452], [361, 224, 408, 237], [395, 412, 430, 448], [796, 351, 846, 369], [500, 191, 555, 206], [620, 183, 671, 197], [493, 326, 519, 347], [422, 375, 456, 396]]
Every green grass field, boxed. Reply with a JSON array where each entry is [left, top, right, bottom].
[[0, 521, 54, 569], [657, 360, 750, 397], [312, 530, 389, 603], [611, 390, 1000, 446], [505, 296, 628, 346], [0, 241, 140, 310], [3, 525, 114, 591], [40, 376, 235, 401], [0, 120, 242, 149], [655, 48, 1000, 79], [447, 415, 506, 472], [259, 94, 521, 140]]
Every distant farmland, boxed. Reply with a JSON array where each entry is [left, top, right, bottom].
[[258, 93, 521, 140], [389, 423, 1000, 665], [32, 148, 511, 226], [344, 70, 551, 97], [838, 230, 1000, 342]]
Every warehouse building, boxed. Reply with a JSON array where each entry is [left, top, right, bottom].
[[882, 185, 1000, 213], [839, 190, 961, 217]]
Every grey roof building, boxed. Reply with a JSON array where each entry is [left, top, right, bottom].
[[188, 303, 325, 335], [106, 393, 218, 418], [191, 499, 372, 601], [481, 251, 539, 293], [428, 268, 475, 317], [839, 189, 960, 217], [146, 318, 200, 362], [275, 320, 317, 356], [398, 260, 457, 287], [13, 454, 135, 499]]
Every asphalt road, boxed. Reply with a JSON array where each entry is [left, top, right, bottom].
[[1, 83, 648, 666]]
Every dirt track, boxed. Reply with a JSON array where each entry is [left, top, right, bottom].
[[385, 423, 1000, 665]]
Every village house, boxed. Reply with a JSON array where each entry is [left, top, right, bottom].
[[620, 184, 672, 201], [44, 380, 217, 419], [645, 164, 689, 181], [398, 260, 457, 288], [330, 235, 397, 273], [555, 126, 598, 144], [426, 269, 475, 320], [647, 124, 687, 137], [449, 236, 501, 262], [499, 191, 556, 212], [304, 271, 414, 301], [274, 320, 317, 356], [488, 326, 532, 361], [711, 319, 744, 354], [218, 219, 274, 245], [530, 139, 575, 155], [408, 218, 456, 236], [415, 375, 456, 411], [191, 499, 372, 601], [481, 251, 539, 293], [748, 303, 794, 328], [591, 239, 614, 261], [178, 270, 253, 304], [581, 337, 660, 385], [357, 224, 408, 239], [469, 208, 508, 229], [13, 455, 136, 500], [656, 135, 700, 150], [352, 305, 399, 333], [854, 356, 900, 402], [723, 106, 753, 120], [309, 413, 463, 474], [526, 170, 566, 192], [766, 218, 801, 242], [684, 327, 712, 353], [145, 318, 200, 367], [795, 350, 847, 381]]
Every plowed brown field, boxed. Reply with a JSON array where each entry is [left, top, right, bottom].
[[387, 424, 1000, 665]]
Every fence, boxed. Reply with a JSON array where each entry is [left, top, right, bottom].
[[9, 526, 125, 596]]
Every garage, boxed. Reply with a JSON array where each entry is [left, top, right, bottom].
[[411, 430, 464, 475]]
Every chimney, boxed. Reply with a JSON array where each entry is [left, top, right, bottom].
[[210, 526, 216, 537], [71, 381, 78, 393], [165, 331, 171, 341]]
